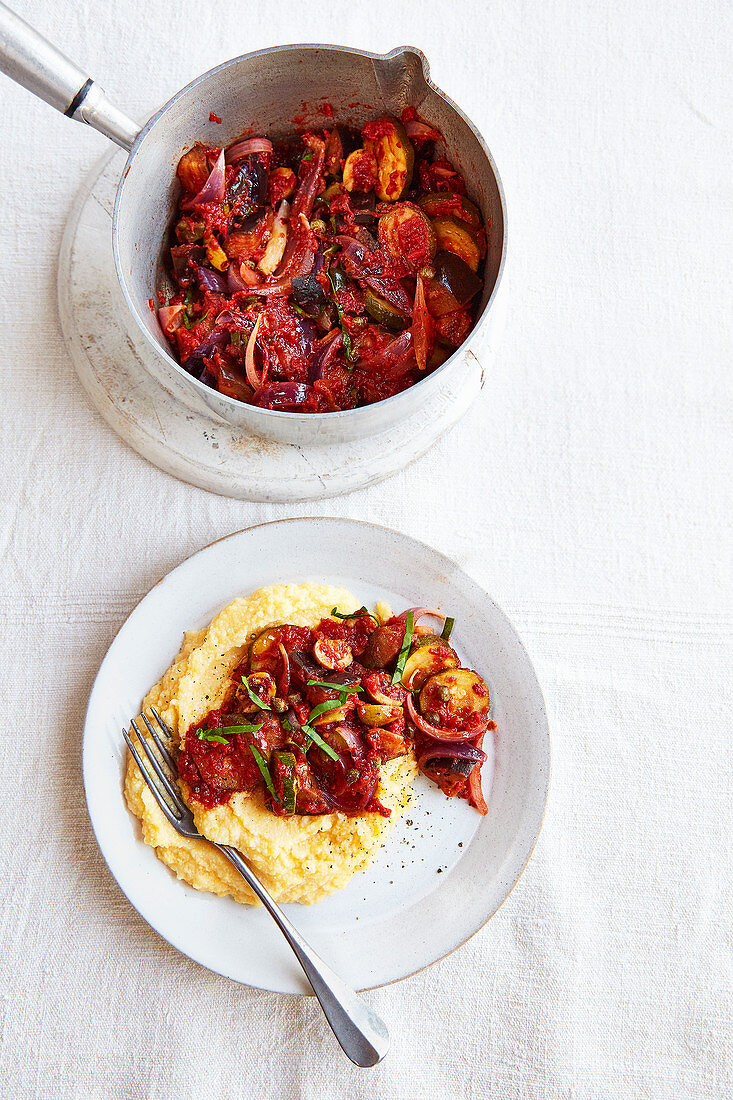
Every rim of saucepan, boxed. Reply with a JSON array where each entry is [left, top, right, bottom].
[[112, 43, 508, 428]]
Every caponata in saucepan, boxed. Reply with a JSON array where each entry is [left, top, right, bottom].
[[157, 109, 488, 413]]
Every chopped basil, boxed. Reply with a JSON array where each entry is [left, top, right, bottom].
[[341, 324, 354, 363], [327, 266, 346, 296], [392, 611, 415, 685], [275, 751, 298, 814], [197, 721, 264, 742], [281, 773, 297, 814], [441, 616, 455, 642], [249, 744, 278, 800], [182, 288, 195, 329], [325, 270, 356, 368], [242, 677, 271, 710], [307, 679, 364, 695], [307, 699, 344, 724], [282, 708, 340, 762], [301, 722, 339, 762], [331, 605, 379, 625]]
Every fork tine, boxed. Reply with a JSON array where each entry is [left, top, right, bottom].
[[140, 710, 175, 769], [122, 727, 183, 827], [129, 718, 183, 808], [150, 705, 174, 740]]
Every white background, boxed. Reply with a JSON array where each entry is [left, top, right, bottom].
[[0, 0, 730, 1096]]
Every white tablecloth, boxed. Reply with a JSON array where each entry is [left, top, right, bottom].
[[0, 0, 730, 1096]]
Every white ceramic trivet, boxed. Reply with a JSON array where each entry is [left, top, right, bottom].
[[57, 151, 503, 502]]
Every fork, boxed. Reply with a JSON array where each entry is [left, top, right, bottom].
[[123, 707, 390, 1068]]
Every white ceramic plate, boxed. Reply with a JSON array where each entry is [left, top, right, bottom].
[[83, 519, 550, 993]]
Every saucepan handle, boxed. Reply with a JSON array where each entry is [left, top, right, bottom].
[[0, 1, 140, 151]]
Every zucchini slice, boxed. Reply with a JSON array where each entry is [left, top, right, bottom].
[[363, 118, 415, 202], [417, 192, 481, 228], [364, 287, 409, 331], [429, 216, 481, 272], [378, 202, 436, 271], [419, 668, 490, 721], [400, 644, 459, 691], [343, 147, 379, 193]]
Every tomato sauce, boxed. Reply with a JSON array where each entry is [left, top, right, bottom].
[[176, 608, 493, 817], [157, 111, 487, 413]]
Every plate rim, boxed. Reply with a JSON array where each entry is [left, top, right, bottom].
[[82, 518, 551, 992]]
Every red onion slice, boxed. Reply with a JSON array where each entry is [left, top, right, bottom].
[[181, 149, 225, 208], [363, 274, 413, 316], [326, 766, 378, 814], [225, 137, 273, 163], [391, 607, 445, 627], [406, 694, 479, 742], [245, 313, 262, 389], [158, 303, 183, 334], [277, 643, 290, 697], [228, 263, 262, 294], [468, 767, 488, 815], [404, 119, 442, 142], [246, 280, 292, 297], [196, 265, 228, 294], [330, 724, 362, 754], [411, 276, 432, 371], [253, 382, 311, 409], [417, 742, 486, 770], [336, 234, 368, 268], [291, 138, 325, 222], [356, 329, 413, 375], [310, 328, 342, 381]]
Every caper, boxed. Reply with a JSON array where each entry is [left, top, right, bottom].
[[272, 697, 287, 713], [438, 686, 452, 703], [418, 265, 435, 281], [310, 218, 327, 233]]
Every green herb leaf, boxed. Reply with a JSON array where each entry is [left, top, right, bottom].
[[325, 271, 356, 370], [196, 729, 230, 744], [182, 288, 195, 329], [281, 775, 297, 813], [441, 616, 455, 642], [327, 266, 346, 298], [218, 722, 264, 734], [306, 679, 364, 695], [307, 700, 344, 724], [301, 722, 340, 762], [242, 677, 271, 711], [331, 605, 379, 625], [249, 743, 278, 800], [392, 610, 415, 685], [302, 151, 314, 161], [341, 323, 354, 363]]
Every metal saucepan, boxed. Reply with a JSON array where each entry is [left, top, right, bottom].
[[0, 4, 506, 445]]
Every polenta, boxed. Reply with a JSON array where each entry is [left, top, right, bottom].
[[124, 583, 417, 905]]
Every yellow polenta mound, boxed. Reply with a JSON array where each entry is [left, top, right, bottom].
[[124, 582, 417, 905]]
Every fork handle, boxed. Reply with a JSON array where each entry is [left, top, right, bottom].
[[217, 844, 390, 1067]]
